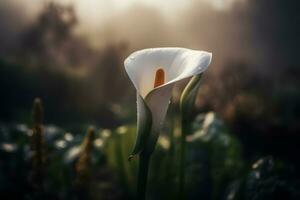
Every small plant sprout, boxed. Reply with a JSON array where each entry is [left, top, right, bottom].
[[124, 47, 212, 199]]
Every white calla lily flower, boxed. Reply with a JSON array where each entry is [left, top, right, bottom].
[[124, 47, 212, 156]]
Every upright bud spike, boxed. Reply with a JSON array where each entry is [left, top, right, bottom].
[[180, 74, 203, 122], [30, 97, 46, 194], [33, 98, 43, 125], [154, 68, 165, 88], [82, 126, 95, 154], [75, 126, 95, 190]]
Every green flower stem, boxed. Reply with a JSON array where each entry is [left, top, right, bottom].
[[178, 118, 188, 200], [178, 74, 203, 199], [115, 133, 129, 196], [137, 152, 151, 200]]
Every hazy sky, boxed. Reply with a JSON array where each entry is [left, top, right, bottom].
[[1, 0, 250, 66], [5, 0, 243, 25]]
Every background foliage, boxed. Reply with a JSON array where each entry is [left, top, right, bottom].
[[0, 0, 299, 199]]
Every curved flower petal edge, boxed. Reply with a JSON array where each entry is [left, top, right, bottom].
[[128, 94, 152, 160], [129, 85, 173, 159], [140, 83, 174, 155], [125, 47, 212, 157]]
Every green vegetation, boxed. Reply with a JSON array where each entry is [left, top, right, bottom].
[[0, 99, 299, 199]]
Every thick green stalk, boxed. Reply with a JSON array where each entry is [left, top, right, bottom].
[[178, 119, 188, 200], [178, 74, 203, 199], [137, 152, 151, 200], [115, 132, 129, 196]]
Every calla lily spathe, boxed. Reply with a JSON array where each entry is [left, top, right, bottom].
[[124, 47, 212, 156]]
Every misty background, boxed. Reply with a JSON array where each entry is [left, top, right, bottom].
[[0, 0, 299, 135], [0, 1, 300, 199]]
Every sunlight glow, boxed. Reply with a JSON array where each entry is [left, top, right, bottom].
[[8, 0, 244, 33]]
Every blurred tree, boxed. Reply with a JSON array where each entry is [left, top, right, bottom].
[[0, 2, 132, 126], [19, 2, 95, 73]]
